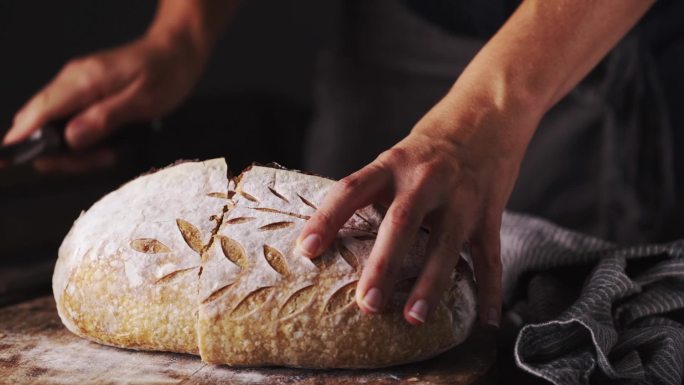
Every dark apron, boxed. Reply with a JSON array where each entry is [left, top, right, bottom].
[[304, 0, 683, 243]]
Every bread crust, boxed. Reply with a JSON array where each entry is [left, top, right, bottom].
[[53, 159, 476, 368]]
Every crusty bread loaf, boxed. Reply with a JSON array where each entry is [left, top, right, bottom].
[[53, 158, 476, 368]]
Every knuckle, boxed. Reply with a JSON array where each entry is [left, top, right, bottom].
[[362, 161, 386, 179], [87, 106, 110, 130], [72, 59, 104, 94], [336, 174, 362, 195], [77, 73, 99, 95], [377, 147, 408, 166], [388, 202, 416, 231]]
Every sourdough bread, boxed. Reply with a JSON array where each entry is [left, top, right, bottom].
[[53, 158, 476, 368]]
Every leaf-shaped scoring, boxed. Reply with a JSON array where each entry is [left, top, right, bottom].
[[278, 285, 316, 318], [206, 192, 229, 199], [176, 219, 203, 254], [155, 267, 198, 284], [201, 283, 234, 304], [297, 193, 317, 210], [336, 241, 359, 270], [252, 207, 310, 220], [268, 186, 289, 203], [238, 190, 258, 202], [353, 212, 374, 227], [311, 252, 336, 270], [324, 281, 358, 315], [258, 221, 294, 231], [263, 244, 288, 275], [226, 216, 255, 224], [230, 286, 275, 318], [219, 235, 249, 269], [130, 238, 171, 254]]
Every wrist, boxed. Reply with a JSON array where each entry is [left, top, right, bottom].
[[145, 1, 238, 64], [145, 35, 209, 80], [413, 85, 541, 167], [145, 20, 212, 65]]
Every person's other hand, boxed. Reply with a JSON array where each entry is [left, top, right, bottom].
[[3, 33, 206, 149], [31, 148, 117, 174], [296, 96, 532, 327]]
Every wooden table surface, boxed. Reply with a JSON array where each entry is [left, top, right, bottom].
[[0, 296, 496, 385]]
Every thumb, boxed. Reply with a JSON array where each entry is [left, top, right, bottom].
[[65, 85, 142, 149]]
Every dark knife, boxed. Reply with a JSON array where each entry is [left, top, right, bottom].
[[0, 122, 66, 165]]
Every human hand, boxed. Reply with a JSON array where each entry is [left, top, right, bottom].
[[296, 0, 652, 329], [296, 96, 534, 327], [31, 148, 117, 174], [3, 32, 206, 149]]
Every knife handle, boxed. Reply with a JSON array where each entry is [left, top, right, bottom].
[[40, 120, 68, 152]]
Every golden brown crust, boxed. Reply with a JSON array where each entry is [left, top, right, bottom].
[[197, 165, 476, 368], [53, 159, 228, 355], [61, 256, 199, 354], [53, 159, 476, 369]]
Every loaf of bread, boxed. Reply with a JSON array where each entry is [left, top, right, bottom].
[[53, 158, 476, 368]]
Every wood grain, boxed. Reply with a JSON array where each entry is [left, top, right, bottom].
[[0, 296, 496, 385]]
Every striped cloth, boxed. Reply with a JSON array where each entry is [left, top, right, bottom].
[[501, 213, 684, 385]]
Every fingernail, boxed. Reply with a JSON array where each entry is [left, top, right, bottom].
[[297, 233, 321, 257], [408, 299, 428, 324], [361, 287, 383, 313], [487, 307, 500, 327]]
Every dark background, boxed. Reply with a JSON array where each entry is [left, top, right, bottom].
[[0, 0, 340, 119]]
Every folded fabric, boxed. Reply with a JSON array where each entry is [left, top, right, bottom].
[[500, 213, 684, 385]]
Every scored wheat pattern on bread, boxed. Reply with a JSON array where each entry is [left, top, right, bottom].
[[54, 159, 476, 369], [128, 219, 206, 285], [208, 179, 380, 320], [195, 165, 475, 368], [127, 180, 374, 322]]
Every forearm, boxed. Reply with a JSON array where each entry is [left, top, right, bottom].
[[425, 0, 655, 157], [147, 0, 240, 60]]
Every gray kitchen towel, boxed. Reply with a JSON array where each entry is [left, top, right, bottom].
[[501, 213, 684, 384]]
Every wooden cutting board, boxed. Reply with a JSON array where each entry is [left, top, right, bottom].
[[0, 296, 496, 384]]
